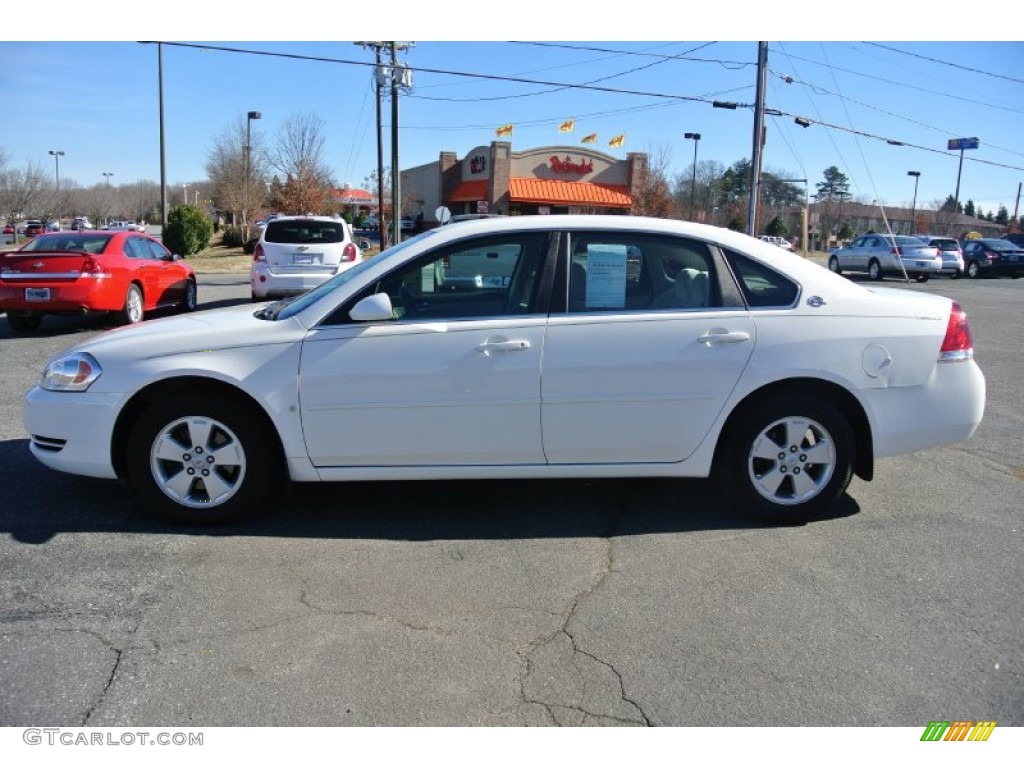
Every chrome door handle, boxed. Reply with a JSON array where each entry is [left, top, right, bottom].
[[476, 340, 531, 355], [698, 330, 751, 345]]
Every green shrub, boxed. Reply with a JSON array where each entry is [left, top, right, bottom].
[[221, 227, 245, 248], [163, 205, 213, 256]]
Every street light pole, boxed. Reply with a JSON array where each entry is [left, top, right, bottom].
[[684, 132, 701, 221], [48, 150, 65, 194], [102, 172, 113, 187], [246, 111, 261, 236], [907, 171, 920, 235]]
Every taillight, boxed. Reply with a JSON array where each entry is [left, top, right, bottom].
[[81, 257, 110, 277], [253, 243, 265, 262], [341, 243, 357, 262], [890, 246, 902, 256], [985, 249, 1000, 260], [939, 301, 973, 362]]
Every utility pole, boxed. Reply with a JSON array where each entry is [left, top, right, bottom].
[[747, 42, 768, 237], [357, 42, 412, 249]]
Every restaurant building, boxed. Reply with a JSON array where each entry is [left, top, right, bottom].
[[401, 141, 648, 225]]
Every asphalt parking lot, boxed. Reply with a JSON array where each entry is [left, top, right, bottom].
[[0, 269, 1021, 727]]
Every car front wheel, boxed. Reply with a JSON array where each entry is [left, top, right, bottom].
[[181, 278, 197, 312], [126, 394, 276, 525], [718, 394, 854, 524]]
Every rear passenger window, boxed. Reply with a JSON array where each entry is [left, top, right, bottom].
[[722, 250, 799, 308], [566, 233, 722, 313]]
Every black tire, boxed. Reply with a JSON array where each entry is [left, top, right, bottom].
[[967, 260, 982, 279], [181, 278, 197, 312], [717, 394, 855, 524], [868, 259, 883, 281], [7, 311, 43, 333], [120, 283, 144, 325], [951, 269, 961, 280], [827, 255, 842, 274], [126, 393, 276, 525], [915, 273, 929, 283]]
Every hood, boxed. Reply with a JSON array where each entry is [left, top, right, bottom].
[[63, 303, 307, 363]]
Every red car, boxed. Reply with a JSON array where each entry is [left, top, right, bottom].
[[2, 224, 13, 235], [0, 231, 197, 333]]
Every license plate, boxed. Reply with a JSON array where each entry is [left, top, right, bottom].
[[25, 287, 50, 301], [292, 253, 322, 265], [915, 261, 927, 267]]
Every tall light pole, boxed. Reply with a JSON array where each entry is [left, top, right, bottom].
[[48, 150, 65, 194], [907, 171, 921, 235], [102, 171, 113, 187], [246, 111, 261, 236], [684, 132, 701, 221]]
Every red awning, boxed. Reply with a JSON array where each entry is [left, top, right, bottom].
[[448, 180, 489, 202], [509, 178, 632, 207]]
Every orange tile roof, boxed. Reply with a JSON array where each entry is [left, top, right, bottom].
[[448, 180, 490, 201], [509, 178, 632, 207]]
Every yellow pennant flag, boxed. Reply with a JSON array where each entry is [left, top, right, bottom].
[[496, 124, 513, 137], [581, 133, 598, 144], [559, 119, 575, 133], [608, 134, 625, 148]]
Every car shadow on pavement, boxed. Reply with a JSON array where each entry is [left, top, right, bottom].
[[0, 438, 860, 544]]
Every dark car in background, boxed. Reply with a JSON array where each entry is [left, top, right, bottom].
[[24, 220, 45, 237], [961, 238, 1024, 278]]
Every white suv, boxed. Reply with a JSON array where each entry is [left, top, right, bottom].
[[251, 215, 362, 301]]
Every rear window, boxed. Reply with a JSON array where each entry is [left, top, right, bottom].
[[19, 234, 112, 253], [265, 219, 344, 245], [931, 239, 959, 251]]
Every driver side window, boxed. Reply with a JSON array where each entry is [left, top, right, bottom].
[[374, 234, 549, 321]]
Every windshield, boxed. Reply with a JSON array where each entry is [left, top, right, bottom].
[[265, 229, 440, 321]]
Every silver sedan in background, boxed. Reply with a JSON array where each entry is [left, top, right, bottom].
[[828, 234, 943, 282]]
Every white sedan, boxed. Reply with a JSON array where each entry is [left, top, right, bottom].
[[24, 216, 986, 525]]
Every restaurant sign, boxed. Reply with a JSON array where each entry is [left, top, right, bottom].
[[549, 155, 594, 175]]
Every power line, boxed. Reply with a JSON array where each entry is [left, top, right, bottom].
[[864, 42, 1024, 86]]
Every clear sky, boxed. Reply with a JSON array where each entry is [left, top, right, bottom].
[[3, 5, 1022, 218]]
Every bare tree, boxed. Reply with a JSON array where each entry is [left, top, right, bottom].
[[0, 157, 50, 228], [268, 113, 335, 215], [631, 144, 677, 219], [926, 199, 961, 237], [206, 118, 269, 239]]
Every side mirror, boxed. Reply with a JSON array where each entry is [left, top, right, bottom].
[[349, 293, 395, 322]]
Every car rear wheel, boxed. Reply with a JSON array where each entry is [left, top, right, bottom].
[[120, 284, 144, 325], [967, 260, 982, 279], [718, 394, 854, 524], [126, 394, 275, 525], [915, 273, 929, 283], [7, 311, 43, 333], [828, 255, 842, 274], [868, 259, 883, 281]]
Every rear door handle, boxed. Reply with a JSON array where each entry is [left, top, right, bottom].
[[698, 330, 751, 345]]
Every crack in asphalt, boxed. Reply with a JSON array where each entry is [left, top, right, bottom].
[[517, 498, 651, 726]]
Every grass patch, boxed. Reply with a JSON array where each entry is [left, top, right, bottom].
[[186, 233, 383, 273]]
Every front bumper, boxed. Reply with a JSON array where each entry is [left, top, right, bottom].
[[23, 387, 123, 479]]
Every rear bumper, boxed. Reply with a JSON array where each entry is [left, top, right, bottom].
[[0, 278, 122, 313]]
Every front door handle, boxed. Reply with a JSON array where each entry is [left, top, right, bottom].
[[476, 340, 531, 355], [698, 330, 751, 345]]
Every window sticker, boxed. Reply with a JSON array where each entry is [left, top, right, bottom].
[[586, 244, 628, 308]]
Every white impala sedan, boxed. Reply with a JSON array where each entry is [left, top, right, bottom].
[[24, 216, 986, 525]]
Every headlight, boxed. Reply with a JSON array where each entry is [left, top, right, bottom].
[[40, 353, 103, 392]]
